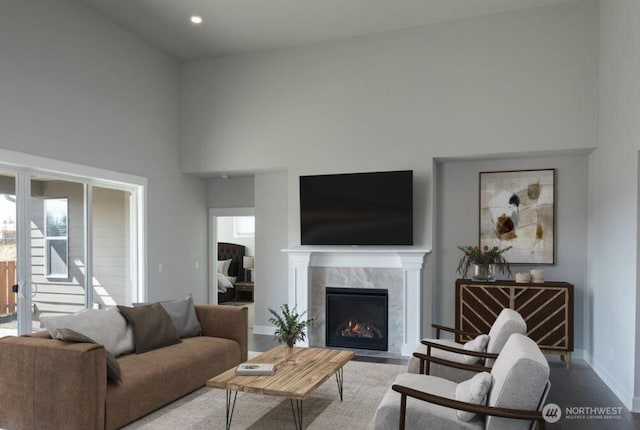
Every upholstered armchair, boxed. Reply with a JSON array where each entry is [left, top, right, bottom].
[[407, 308, 527, 382], [374, 333, 550, 430]]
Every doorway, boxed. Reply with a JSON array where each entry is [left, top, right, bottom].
[[209, 208, 255, 329]]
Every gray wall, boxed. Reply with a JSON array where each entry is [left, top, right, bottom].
[[0, 0, 208, 303], [182, 1, 598, 336], [254, 171, 289, 330], [434, 153, 589, 352], [183, 0, 597, 343], [208, 176, 255, 208]]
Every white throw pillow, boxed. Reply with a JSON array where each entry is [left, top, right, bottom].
[[454, 371, 492, 421], [41, 307, 135, 356], [217, 259, 232, 275], [462, 334, 490, 364], [217, 272, 233, 292]]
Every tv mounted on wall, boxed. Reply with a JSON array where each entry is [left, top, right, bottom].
[[299, 170, 413, 245]]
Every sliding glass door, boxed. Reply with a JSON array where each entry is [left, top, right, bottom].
[[0, 162, 143, 335], [0, 171, 17, 337]]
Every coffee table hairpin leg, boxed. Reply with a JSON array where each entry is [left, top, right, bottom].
[[226, 390, 238, 430], [290, 399, 304, 430], [225, 367, 346, 430], [288, 368, 345, 430], [335, 367, 345, 401]]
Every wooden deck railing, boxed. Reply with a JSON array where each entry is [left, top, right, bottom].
[[1, 260, 17, 316]]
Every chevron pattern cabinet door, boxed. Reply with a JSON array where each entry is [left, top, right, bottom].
[[455, 279, 574, 368]]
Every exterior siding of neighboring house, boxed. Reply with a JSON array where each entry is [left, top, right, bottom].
[[30, 181, 130, 321]]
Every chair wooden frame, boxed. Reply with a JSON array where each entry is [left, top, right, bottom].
[[431, 323, 481, 339], [392, 384, 546, 430], [415, 335, 499, 375]]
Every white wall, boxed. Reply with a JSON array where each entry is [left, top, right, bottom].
[[594, 0, 640, 411], [0, 0, 208, 303]]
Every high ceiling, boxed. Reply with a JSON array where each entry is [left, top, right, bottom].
[[75, 0, 576, 62]]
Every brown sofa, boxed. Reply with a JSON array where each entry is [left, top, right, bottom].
[[0, 304, 248, 430]]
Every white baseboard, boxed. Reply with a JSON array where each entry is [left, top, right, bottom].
[[582, 350, 633, 411], [252, 325, 276, 336], [633, 396, 640, 413]]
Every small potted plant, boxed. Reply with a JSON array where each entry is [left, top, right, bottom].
[[268, 304, 313, 364], [457, 245, 512, 281]]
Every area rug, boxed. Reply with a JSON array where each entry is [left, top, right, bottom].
[[123, 359, 406, 429]]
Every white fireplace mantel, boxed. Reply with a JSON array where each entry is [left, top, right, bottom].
[[282, 247, 430, 355]]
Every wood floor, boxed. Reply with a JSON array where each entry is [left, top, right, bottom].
[[248, 333, 640, 429]]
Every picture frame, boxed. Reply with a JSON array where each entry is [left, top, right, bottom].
[[479, 169, 555, 264]]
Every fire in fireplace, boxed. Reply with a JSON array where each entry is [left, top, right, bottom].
[[325, 287, 388, 351]]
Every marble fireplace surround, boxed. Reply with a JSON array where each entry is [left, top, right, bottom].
[[282, 248, 430, 356]]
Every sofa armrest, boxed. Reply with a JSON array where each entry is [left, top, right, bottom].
[[195, 304, 248, 362], [0, 336, 107, 430]]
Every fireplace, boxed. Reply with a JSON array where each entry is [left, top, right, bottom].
[[325, 287, 388, 351]]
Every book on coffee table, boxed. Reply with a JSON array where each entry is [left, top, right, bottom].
[[236, 363, 276, 376]]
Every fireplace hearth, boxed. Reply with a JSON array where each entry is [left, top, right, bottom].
[[325, 287, 388, 351]]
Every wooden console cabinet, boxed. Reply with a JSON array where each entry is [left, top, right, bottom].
[[455, 279, 573, 369]]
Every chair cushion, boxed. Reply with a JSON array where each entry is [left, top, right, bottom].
[[374, 373, 484, 430], [462, 334, 490, 364], [486, 333, 549, 430], [454, 372, 492, 421], [407, 340, 479, 382], [486, 309, 527, 365]]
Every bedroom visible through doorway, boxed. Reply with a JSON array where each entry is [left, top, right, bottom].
[[209, 208, 255, 330]]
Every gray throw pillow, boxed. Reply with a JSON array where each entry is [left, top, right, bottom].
[[56, 328, 122, 382], [117, 304, 181, 354], [40, 307, 134, 356], [133, 295, 202, 338]]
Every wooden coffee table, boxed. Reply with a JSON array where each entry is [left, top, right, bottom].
[[207, 345, 355, 429]]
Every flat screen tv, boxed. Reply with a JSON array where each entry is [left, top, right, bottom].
[[300, 170, 413, 245]]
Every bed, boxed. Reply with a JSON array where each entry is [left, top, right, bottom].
[[217, 242, 246, 303]]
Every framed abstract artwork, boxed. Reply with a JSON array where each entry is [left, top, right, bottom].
[[479, 169, 555, 264]]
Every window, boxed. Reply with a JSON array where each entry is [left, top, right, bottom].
[[234, 216, 255, 238], [44, 198, 68, 278]]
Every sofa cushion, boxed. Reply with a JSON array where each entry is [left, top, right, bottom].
[[105, 336, 242, 430], [133, 295, 202, 338], [117, 304, 181, 354], [40, 307, 134, 356], [55, 328, 122, 382]]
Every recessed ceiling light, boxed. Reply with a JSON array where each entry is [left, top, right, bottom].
[[190, 15, 203, 25]]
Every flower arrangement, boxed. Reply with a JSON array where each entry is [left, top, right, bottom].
[[456, 245, 513, 279]]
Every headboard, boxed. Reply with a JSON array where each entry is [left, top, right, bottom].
[[218, 242, 245, 281]]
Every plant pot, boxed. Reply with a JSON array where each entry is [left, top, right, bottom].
[[472, 263, 496, 282]]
